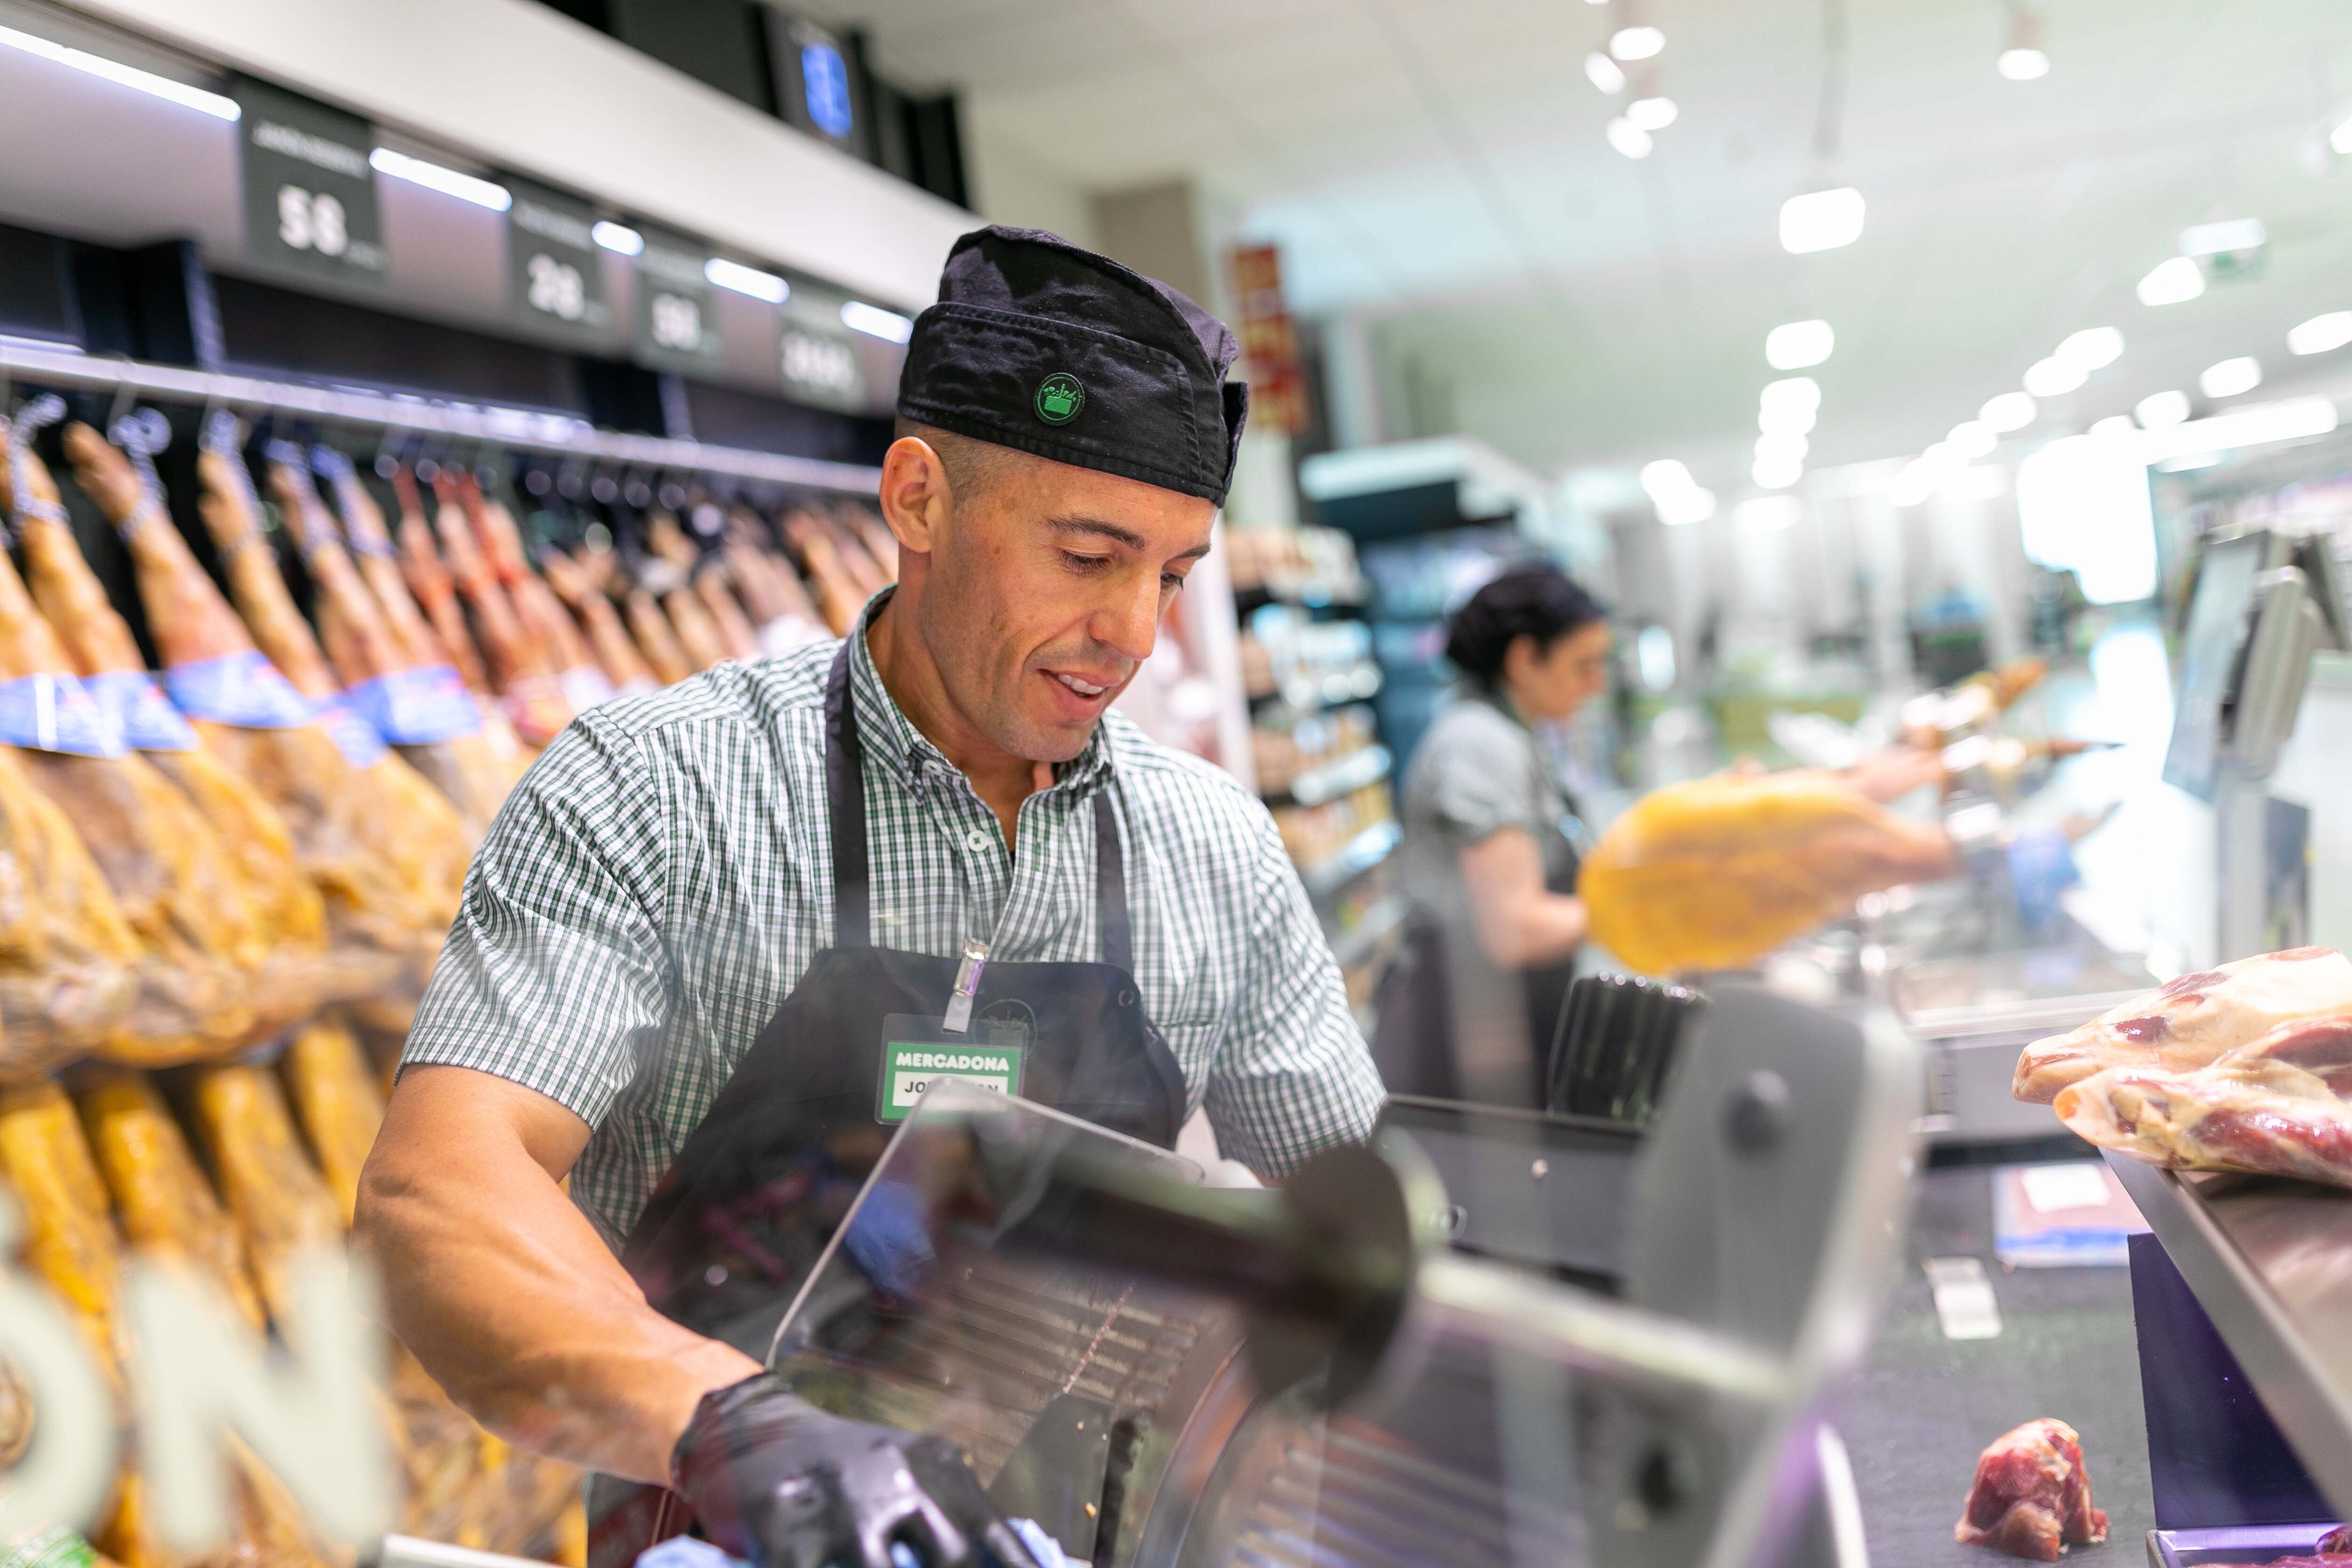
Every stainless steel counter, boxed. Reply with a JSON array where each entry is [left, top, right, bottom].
[[2105, 1154, 2352, 1515]]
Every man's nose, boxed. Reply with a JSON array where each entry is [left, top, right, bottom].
[[1093, 575, 1162, 664]]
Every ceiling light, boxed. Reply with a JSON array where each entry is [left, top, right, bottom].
[[1759, 375, 1822, 413], [1980, 391, 2036, 431], [1752, 455, 1803, 491], [841, 301, 914, 343], [1779, 187, 1866, 254], [1610, 26, 1665, 61], [1947, 465, 2011, 501], [1755, 433, 1809, 463], [2055, 326, 2124, 370], [2089, 414, 2137, 438], [2138, 397, 2337, 462], [1640, 458, 1698, 500], [2155, 452, 2222, 473], [1626, 96, 1677, 131], [1886, 464, 1935, 508], [0, 22, 240, 119], [2288, 310, 2352, 356], [2198, 356, 2262, 398], [1947, 420, 1998, 460], [1605, 118, 1654, 159], [705, 256, 790, 303], [592, 221, 645, 255], [1996, 48, 2050, 80], [1738, 495, 1803, 531], [1919, 441, 1961, 474], [2137, 256, 2205, 306], [1764, 318, 1835, 370], [2334, 115, 2352, 155], [2021, 356, 2088, 398], [1584, 51, 1627, 94], [2135, 389, 2192, 428], [2179, 217, 2266, 257], [369, 147, 511, 211]]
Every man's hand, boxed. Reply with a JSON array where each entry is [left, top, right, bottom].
[[672, 1373, 1039, 1568]]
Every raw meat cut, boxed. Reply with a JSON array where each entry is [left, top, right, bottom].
[[1578, 770, 1960, 976], [2014, 947, 2352, 1104], [1954, 1417, 2107, 1560]]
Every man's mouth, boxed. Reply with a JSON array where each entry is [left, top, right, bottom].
[[1052, 671, 1110, 698]]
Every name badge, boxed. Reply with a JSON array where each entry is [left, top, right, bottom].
[[876, 1011, 1027, 1124]]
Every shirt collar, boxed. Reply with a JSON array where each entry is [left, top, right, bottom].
[[849, 589, 1117, 799]]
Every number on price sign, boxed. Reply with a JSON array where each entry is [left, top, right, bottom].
[[525, 254, 587, 321], [276, 186, 350, 257], [650, 293, 703, 351]]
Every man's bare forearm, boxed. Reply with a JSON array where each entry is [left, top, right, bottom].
[[354, 1066, 763, 1484]]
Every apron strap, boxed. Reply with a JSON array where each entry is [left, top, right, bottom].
[[1092, 790, 1133, 975], [824, 639, 870, 949], [822, 631, 1137, 971]]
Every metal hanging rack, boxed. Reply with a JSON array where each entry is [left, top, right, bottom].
[[0, 339, 882, 497]]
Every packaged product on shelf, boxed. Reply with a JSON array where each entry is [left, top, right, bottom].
[[267, 445, 518, 837], [60, 421, 455, 1029]]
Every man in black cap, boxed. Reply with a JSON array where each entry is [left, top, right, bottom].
[[358, 228, 1384, 1568]]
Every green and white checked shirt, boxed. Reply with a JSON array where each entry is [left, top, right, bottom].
[[402, 604, 1386, 1242]]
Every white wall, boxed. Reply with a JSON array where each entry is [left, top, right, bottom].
[[61, 0, 972, 310], [959, 102, 1095, 251]]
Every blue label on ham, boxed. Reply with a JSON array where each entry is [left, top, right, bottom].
[[83, 669, 197, 752], [312, 694, 389, 768], [0, 672, 126, 756], [348, 664, 481, 744], [165, 650, 315, 729]]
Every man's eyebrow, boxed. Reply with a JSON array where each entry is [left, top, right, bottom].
[[1049, 517, 1216, 562]]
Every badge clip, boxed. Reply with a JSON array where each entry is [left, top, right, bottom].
[[942, 938, 988, 1034]]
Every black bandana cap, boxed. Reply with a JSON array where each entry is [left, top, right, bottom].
[[896, 224, 1250, 505]]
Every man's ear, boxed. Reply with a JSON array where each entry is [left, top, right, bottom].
[[877, 437, 953, 553]]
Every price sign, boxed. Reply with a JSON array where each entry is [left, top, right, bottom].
[[777, 287, 868, 413], [634, 227, 722, 372], [233, 77, 386, 289], [504, 177, 614, 348]]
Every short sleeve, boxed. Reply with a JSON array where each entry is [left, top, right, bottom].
[[1201, 805, 1386, 1178], [1422, 709, 1545, 843], [400, 713, 673, 1129]]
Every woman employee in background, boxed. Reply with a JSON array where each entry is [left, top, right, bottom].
[[1375, 565, 1609, 1106]]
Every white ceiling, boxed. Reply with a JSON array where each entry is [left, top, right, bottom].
[[779, 0, 2352, 487]]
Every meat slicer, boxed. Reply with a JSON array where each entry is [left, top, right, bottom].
[[747, 982, 1917, 1568]]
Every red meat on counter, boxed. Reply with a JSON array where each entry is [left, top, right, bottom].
[[1955, 1418, 2109, 1560]]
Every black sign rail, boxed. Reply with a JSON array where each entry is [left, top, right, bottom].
[[233, 76, 387, 289], [634, 227, 723, 373], [504, 176, 616, 349]]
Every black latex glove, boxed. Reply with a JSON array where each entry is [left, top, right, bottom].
[[672, 1372, 1039, 1568]]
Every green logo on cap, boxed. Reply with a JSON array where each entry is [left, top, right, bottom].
[[1034, 373, 1086, 426]]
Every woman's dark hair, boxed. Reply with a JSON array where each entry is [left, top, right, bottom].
[[1444, 565, 1608, 683]]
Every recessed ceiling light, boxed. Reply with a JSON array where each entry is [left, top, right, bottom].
[[2135, 389, 2192, 429], [1945, 465, 2010, 501], [1779, 187, 1866, 254], [1640, 458, 1697, 498], [1980, 391, 2037, 432], [1996, 48, 2050, 80], [705, 256, 790, 303], [1947, 420, 1998, 460], [1626, 96, 1677, 131], [1605, 118, 1654, 159], [2334, 115, 2352, 155], [1752, 455, 1804, 491], [370, 148, 512, 212], [592, 221, 645, 255], [0, 22, 240, 119], [2288, 311, 2352, 356], [2055, 326, 2124, 370], [1584, 51, 1626, 94], [1737, 495, 1804, 531], [2022, 356, 2088, 398], [2137, 256, 2205, 306], [1756, 433, 1809, 464], [1759, 375, 1822, 413], [2089, 415, 2137, 438], [841, 301, 914, 342], [2198, 356, 2262, 399], [1764, 319, 1835, 370], [1610, 25, 1665, 61]]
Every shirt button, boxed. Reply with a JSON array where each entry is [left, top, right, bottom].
[[964, 828, 992, 853]]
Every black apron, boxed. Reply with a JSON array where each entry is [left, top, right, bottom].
[[1371, 793, 1583, 1110], [594, 641, 1186, 1567]]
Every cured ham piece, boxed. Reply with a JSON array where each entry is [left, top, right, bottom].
[[2014, 947, 2352, 1104], [1955, 1418, 2107, 1560], [461, 477, 612, 713], [540, 549, 657, 695], [390, 466, 492, 695], [432, 471, 572, 744]]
